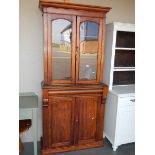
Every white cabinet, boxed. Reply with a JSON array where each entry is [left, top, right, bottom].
[[103, 22, 135, 90], [104, 85, 135, 151], [103, 22, 135, 151]]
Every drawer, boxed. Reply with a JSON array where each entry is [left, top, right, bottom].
[[19, 109, 32, 120], [119, 96, 135, 107]]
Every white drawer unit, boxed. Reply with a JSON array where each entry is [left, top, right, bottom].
[[119, 96, 135, 107], [104, 85, 135, 151]]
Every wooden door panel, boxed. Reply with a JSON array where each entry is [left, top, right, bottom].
[[49, 96, 75, 147], [47, 14, 76, 85], [76, 16, 104, 84], [76, 95, 99, 144]]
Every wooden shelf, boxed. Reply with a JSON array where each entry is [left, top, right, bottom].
[[115, 47, 135, 50], [114, 67, 135, 71]]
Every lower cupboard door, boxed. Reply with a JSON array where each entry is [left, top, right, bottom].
[[116, 106, 135, 145], [76, 95, 99, 144], [49, 96, 75, 147]]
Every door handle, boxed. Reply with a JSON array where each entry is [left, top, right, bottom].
[[42, 104, 48, 107], [130, 99, 135, 102]]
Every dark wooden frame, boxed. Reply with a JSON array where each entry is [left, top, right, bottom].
[[39, 0, 111, 14], [44, 13, 106, 85], [42, 84, 108, 155], [47, 14, 76, 85], [41, 1, 111, 85], [76, 16, 104, 84], [40, 1, 111, 155]]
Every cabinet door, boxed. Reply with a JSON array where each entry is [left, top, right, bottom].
[[76, 17, 104, 84], [49, 96, 75, 147], [116, 105, 135, 145], [47, 14, 76, 84], [76, 95, 100, 144]]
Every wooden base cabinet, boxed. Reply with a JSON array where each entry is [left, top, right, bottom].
[[42, 85, 108, 155], [39, 1, 111, 154]]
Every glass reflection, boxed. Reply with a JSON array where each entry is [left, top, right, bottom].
[[79, 22, 99, 80], [52, 19, 72, 80]]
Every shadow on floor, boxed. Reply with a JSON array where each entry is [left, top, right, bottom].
[[19, 138, 135, 155]]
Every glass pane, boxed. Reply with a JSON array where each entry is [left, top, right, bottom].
[[79, 21, 99, 80], [52, 19, 72, 80]]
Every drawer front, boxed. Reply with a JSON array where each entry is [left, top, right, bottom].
[[19, 109, 32, 120], [119, 96, 135, 107]]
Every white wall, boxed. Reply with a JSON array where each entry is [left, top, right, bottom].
[[47, 0, 135, 23], [19, 0, 43, 141], [19, 0, 135, 142]]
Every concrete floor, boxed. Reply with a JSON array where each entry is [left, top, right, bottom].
[[20, 138, 135, 155]]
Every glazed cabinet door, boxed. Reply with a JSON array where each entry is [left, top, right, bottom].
[[46, 14, 76, 84], [76, 95, 101, 144], [76, 17, 104, 84], [49, 96, 75, 147]]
